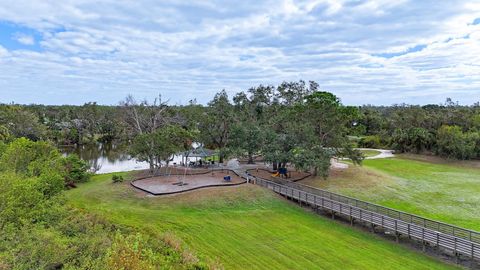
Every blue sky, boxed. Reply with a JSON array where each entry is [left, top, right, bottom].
[[0, 0, 479, 105]]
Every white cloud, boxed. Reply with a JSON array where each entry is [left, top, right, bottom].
[[0, 0, 479, 105], [13, 33, 35, 45], [0, 45, 8, 57]]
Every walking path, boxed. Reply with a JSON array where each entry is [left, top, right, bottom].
[[357, 148, 395, 159]]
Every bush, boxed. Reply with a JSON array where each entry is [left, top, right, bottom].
[[358, 135, 387, 149], [436, 125, 478, 159], [111, 174, 124, 183], [63, 154, 92, 185], [0, 138, 63, 176], [391, 127, 433, 153]]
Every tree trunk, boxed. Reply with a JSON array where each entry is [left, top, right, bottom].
[[272, 162, 278, 171], [313, 166, 318, 177], [248, 152, 254, 164]]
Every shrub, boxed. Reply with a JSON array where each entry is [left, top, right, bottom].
[[0, 138, 63, 176], [391, 127, 433, 153], [358, 135, 384, 148], [112, 174, 124, 183], [436, 125, 478, 159], [63, 154, 92, 185]]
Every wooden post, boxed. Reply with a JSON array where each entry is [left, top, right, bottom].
[[395, 220, 399, 242], [454, 237, 458, 264], [471, 244, 475, 269], [422, 228, 426, 252]]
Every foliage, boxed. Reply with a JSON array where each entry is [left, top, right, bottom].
[[0, 137, 63, 177], [63, 154, 92, 185], [0, 138, 205, 269], [356, 101, 480, 159], [0, 138, 91, 187], [436, 125, 478, 159], [112, 174, 124, 183], [358, 135, 384, 149], [0, 105, 47, 141], [130, 124, 194, 174], [198, 90, 234, 163], [391, 127, 433, 153]]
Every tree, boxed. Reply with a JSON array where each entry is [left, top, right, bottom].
[[0, 106, 47, 141], [391, 127, 432, 153], [62, 154, 92, 186], [296, 92, 362, 175], [121, 95, 190, 173], [121, 94, 170, 136], [436, 125, 477, 159], [198, 90, 234, 163], [229, 122, 264, 164], [129, 124, 193, 174]]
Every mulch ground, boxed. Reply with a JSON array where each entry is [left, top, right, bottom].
[[132, 169, 245, 195]]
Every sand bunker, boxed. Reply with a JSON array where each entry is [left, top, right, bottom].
[[132, 170, 246, 195]]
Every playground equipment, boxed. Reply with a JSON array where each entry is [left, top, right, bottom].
[[272, 168, 288, 178], [223, 175, 231, 182]]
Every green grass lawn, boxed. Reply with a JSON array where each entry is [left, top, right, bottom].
[[359, 149, 382, 158], [302, 155, 480, 231], [66, 173, 458, 269]]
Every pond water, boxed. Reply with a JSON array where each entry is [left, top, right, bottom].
[[59, 142, 204, 174], [59, 143, 150, 174]]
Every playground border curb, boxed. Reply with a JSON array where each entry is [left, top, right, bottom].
[[130, 168, 247, 196], [245, 168, 312, 182]]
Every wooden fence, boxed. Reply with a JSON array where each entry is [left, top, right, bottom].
[[251, 176, 480, 263]]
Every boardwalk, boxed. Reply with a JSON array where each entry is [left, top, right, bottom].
[[244, 171, 480, 266]]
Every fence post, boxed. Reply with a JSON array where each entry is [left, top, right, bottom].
[[350, 206, 354, 226], [422, 228, 426, 252], [395, 220, 399, 242]]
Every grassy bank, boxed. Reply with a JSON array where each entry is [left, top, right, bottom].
[[301, 155, 480, 231], [66, 173, 457, 269]]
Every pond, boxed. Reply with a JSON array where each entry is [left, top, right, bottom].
[[59, 142, 150, 174], [60, 142, 209, 174]]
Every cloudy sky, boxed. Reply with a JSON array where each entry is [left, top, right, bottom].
[[0, 0, 480, 105]]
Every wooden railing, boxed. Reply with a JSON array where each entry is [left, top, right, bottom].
[[251, 176, 480, 262], [274, 177, 480, 245]]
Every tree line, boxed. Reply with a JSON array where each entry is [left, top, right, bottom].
[[356, 99, 480, 159], [1, 81, 479, 178]]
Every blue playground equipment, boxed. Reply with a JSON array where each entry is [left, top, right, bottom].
[[223, 175, 231, 182]]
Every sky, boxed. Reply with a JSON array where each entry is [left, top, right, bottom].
[[0, 0, 480, 106]]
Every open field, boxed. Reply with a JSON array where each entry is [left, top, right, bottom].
[[66, 173, 458, 269], [301, 155, 480, 231]]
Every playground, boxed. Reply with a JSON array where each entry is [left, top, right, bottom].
[[131, 168, 246, 195]]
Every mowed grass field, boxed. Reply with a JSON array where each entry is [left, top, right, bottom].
[[302, 154, 480, 231], [66, 173, 458, 270]]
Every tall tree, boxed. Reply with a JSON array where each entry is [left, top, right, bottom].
[[198, 90, 233, 163]]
